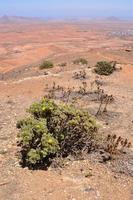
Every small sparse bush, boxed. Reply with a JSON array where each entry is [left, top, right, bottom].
[[73, 70, 87, 80], [73, 58, 88, 65], [17, 98, 98, 167], [58, 62, 67, 67], [94, 61, 116, 76], [39, 60, 54, 70], [78, 81, 87, 95], [104, 134, 132, 155]]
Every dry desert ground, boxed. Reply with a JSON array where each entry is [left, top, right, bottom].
[[0, 19, 133, 200]]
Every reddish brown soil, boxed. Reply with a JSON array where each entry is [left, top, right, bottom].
[[0, 21, 133, 200], [0, 21, 133, 75]]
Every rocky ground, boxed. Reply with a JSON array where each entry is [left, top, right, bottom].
[[0, 61, 133, 200]]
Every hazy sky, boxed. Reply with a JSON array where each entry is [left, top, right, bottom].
[[0, 0, 133, 19]]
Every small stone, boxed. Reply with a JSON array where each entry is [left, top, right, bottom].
[[84, 187, 94, 193], [0, 149, 8, 154], [96, 191, 100, 197]]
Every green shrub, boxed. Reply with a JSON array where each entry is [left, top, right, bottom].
[[17, 98, 98, 167], [94, 61, 116, 76], [73, 58, 88, 65], [39, 60, 54, 69]]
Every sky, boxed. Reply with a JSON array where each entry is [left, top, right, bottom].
[[0, 0, 133, 19]]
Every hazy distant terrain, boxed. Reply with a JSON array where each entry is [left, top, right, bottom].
[[0, 17, 133, 78]]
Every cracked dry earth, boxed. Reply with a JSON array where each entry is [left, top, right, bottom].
[[0, 60, 133, 200]]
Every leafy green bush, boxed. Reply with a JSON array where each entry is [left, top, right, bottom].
[[17, 98, 98, 167], [73, 58, 88, 65], [94, 61, 116, 76], [39, 60, 54, 69]]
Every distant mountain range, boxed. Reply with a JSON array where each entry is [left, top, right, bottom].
[[104, 16, 121, 21], [0, 15, 129, 24], [0, 15, 43, 23]]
